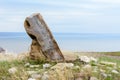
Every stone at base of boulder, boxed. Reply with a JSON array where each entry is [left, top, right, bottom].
[[41, 63, 74, 80]]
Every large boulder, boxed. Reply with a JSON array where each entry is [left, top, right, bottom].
[[24, 13, 64, 61]]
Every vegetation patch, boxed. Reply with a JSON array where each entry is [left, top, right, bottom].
[[0, 53, 120, 80]]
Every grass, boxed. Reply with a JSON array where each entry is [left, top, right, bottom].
[[91, 56, 120, 80], [99, 56, 120, 65], [0, 60, 25, 79], [0, 52, 120, 80], [0, 56, 57, 80], [100, 52, 120, 56]]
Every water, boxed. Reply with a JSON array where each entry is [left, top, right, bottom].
[[0, 32, 120, 53]]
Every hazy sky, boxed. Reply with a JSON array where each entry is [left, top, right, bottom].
[[0, 0, 120, 33]]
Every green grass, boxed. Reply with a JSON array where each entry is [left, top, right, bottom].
[[0, 57, 57, 80], [101, 52, 120, 56], [99, 56, 120, 65], [0, 54, 120, 80], [0, 60, 25, 79]]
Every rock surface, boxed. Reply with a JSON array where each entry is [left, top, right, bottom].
[[0, 47, 5, 53], [28, 78, 36, 80], [8, 67, 17, 74], [24, 13, 64, 61], [111, 70, 119, 74], [90, 77, 98, 80], [31, 73, 41, 79], [43, 63, 51, 69], [41, 63, 74, 80], [79, 56, 97, 63]]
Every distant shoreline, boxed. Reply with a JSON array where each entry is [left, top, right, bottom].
[[1, 32, 120, 53]]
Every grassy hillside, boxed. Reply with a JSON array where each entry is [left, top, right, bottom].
[[0, 52, 120, 80]]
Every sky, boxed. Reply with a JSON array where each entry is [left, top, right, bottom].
[[0, 0, 120, 33]]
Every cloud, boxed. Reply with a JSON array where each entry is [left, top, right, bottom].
[[0, 0, 120, 33], [43, 11, 102, 16], [4, 0, 109, 9], [92, 0, 120, 4]]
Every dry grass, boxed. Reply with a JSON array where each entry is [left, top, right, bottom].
[[0, 51, 120, 80], [0, 52, 29, 61], [62, 51, 78, 61]]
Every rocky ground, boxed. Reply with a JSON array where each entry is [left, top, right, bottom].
[[0, 51, 120, 80]]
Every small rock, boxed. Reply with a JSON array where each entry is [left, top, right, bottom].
[[44, 63, 74, 80], [80, 64, 92, 77], [101, 73, 107, 78], [27, 71, 38, 75], [0, 47, 5, 53], [83, 64, 92, 73], [90, 57, 97, 62], [31, 73, 41, 79], [43, 63, 51, 69], [41, 72, 49, 80], [100, 69, 106, 73], [8, 67, 17, 74], [25, 63, 30, 67], [50, 63, 73, 70], [30, 65, 39, 68], [111, 70, 119, 74], [65, 63, 74, 68], [79, 56, 90, 63], [75, 77, 83, 80], [90, 77, 98, 80], [28, 78, 36, 80]]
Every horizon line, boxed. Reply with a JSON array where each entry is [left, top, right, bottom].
[[1, 32, 120, 34]]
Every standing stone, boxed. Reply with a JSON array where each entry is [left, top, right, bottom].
[[24, 13, 64, 61]]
